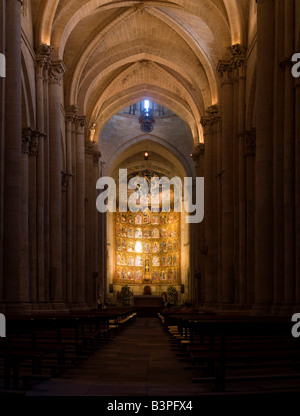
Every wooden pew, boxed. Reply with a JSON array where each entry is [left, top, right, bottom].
[[163, 313, 300, 392]]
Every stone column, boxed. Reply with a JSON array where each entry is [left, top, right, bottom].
[[282, 0, 295, 313], [201, 108, 221, 307], [231, 45, 247, 308], [191, 144, 205, 307], [254, 0, 275, 311], [98, 162, 106, 301], [295, 75, 300, 310], [85, 144, 101, 308], [20, 129, 31, 306], [0, 0, 5, 306], [3, 0, 24, 312], [93, 150, 101, 306], [35, 45, 52, 304], [48, 60, 66, 307], [43, 57, 50, 303], [295, 9, 300, 310], [65, 106, 77, 305], [217, 61, 234, 306], [85, 145, 94, 307], [75, 116, 87, 307], [28, 131, 40, 304], [243, 130, 256, 308]]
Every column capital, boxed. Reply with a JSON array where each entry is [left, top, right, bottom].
[[201, 105, 222, 134], [48, 60, 67, 85], [36, 43, 53, 59], [229, 44, 247, 78], [76, 116, 88, 131], [35, 45, 52, 79], [61, 172, 74, 192], [239, 129, 256, 157], [65, 105, 79, 123], [22, 127, 32, 154], [85, 144, 102, 166], [191, 143, 205, 162]]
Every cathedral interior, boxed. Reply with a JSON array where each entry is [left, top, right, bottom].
[[0, 0, 300, 400]]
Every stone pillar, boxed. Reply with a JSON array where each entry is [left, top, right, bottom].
[[272, 0, 285, 313], [217, 61, 234, 306], [28, 131, 40, 304], [98, 162, 106, 301], [231, 45, 247, 308], [201, 107, 221, 307], [282, 0, 295, 313], [75, 116, 87, 307], [295, 75, 300, 310], [43, 57, 50, 303], [85, 145, 101, 308], [20, 129, 31, 306], [35, 45, 52, 304], [65, 106, 77, 305], [93, 150, 101, 306], [3, 0, 24, 312], [295, 11, 300, 310], [48, 60, 66, 307], [191, 144, 205, 307], [0, 0, 5, 307], [254, 0, 275, 311], [243, 130, 256, 308]]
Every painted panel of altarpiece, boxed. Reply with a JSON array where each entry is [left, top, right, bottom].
[[114, 208, 181, 285]]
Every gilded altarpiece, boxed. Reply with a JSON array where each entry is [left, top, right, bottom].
[[114, 209, 181, 285]]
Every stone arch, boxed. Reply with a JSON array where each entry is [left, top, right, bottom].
[[93, 88, 199, 146]]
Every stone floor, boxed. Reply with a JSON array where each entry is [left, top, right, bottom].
[[26, 317, 202, 396]]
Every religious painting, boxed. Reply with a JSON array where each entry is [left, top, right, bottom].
[[135, 215, 142, 225], [128, 228, 134, 239], [135, 228, 143, 239], [167, 255, 173, 266], [121, 254, 127, 265], [121, 240, 127, 251], [152, 228, 160, 239], [135, 256, 143, 267], [121, 213, 127, 223], [152, 214, 159, 225], [143, 228, 151, 239], [116, 224, 121, 237], [127, 241, 134, 252], [167, 269, 173, 280], [134, 270, 143, 281], [143, 242, 151, 253], [160, 214, 167, 224], [135, 241, 143, 253], [128, 256, 135, 267], [152, 242, 159, 253], [143, 212, 151, 224], [161, 228, 167, 238], [128, 270, 134, 280], [121, 226, 127, 237], [128, 213, 134, 224], [152, 270, 160, 281], [116, 239, 122, 252], [160, 241, 167, 253], [152, 256, 160, 267]]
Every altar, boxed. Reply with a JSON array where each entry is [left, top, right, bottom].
[[133, 295, 163, 307]]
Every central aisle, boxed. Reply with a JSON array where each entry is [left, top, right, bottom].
[[27, 317, 201, 396]]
